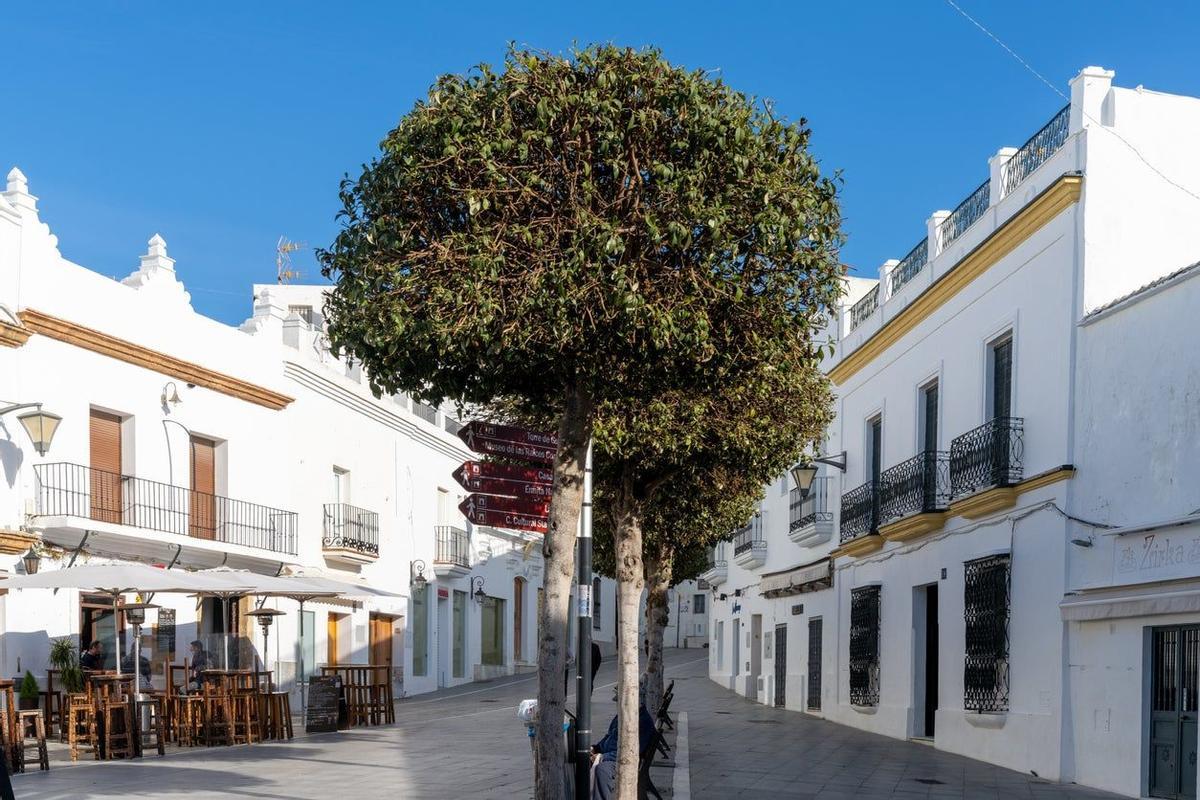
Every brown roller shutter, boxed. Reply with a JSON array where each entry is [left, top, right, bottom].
[[89, 410, 123, 524], [189, 436, 216, 540]]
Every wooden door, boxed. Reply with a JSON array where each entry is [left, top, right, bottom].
[[189, 436, 217, 540], [369, 614, 394, 670], [513, 578, 525, 663], [327, 613, 342, 666], [89, 410, 123, 524]]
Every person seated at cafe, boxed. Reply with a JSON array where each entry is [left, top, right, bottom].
[[121, 649, 153, 688], [80, 640, 105, 671], [187, 640, 208, 690], [589, 686, 656, 800]]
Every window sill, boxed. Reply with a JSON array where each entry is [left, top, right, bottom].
[[964, 711, 1007, 729], [850, 704, 878, 715]]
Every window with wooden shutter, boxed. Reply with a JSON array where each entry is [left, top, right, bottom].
[[991, 338, 1013, 420], [189, 436, 217, 540], [89, 410, 123, 524]]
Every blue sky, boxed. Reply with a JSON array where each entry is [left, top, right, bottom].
[[4, 2, 1199, 325]]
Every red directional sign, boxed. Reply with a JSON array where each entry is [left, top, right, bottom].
[[452, 461, 554, 499], [456, 421, 557, 465], [459, 505, 549, 535], [459, 493, 551, 519]]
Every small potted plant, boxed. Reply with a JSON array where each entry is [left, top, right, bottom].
[[18, 670, 39, 710], [49, 636, 84, 693]]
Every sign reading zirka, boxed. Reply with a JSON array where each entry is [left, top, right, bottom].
[[454, 421, 555, 535], [456, 421, 557, 464]]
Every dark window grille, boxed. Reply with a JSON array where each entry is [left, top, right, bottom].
[[937, 179, 990, 250], [434, 525, 470, 568], [807, 617, 823, 711], [963, 554, 1011, 712], [878, 450, 950, 526], [887, 238, 929, 296], [923, 383, 939, 453], [693, 594, 706, 615], [949, 417, 1024, 497], [849, 285, 880, 331], [33, 462, 297, 555], [839, 481, 879, 543], [1000, 105, 1071, 197], [789, 480, 833, 533], [322, 503, 380, 557], [849, 586, 881, 706], [991, 338, 1013, 419], [732, 515, 765, 556]]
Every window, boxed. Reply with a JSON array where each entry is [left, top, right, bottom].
[[288, 305, 316, 326], [920, 381, 939, 453], [989, 336, 1013, 420], [452, 590, 466, 678], [963, 554, 1011, 712], [481, 596, 506, 666], [592, 577, 602, 630], [867, 417, 882, 484], [412, 584, 428, 676], [693, 594, 706, 615], [849, 586, 881, 706], [332, 467, 349, 505]]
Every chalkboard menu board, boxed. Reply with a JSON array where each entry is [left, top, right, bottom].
[[156, 609, 176, 658], [305, 675, 342, 734]]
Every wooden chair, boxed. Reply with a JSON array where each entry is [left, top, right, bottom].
[[637, 726, 666, 800], [201, 682, 233, 746], [134, 696, 167, 756], [16, 710, 49, 771], [102, 697, 133, 759], [261, 691, 293, 740], [174, 695, 206, 747], [66, 693, 99, 762]]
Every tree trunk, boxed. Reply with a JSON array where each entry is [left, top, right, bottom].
[[642, 545, 673, 718], [614, 497, 646, 800], [535, 387, 592, 800]]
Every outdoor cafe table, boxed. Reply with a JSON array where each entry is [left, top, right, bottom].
[[84, 673, 136, 759], [319, 665, 393, 727]]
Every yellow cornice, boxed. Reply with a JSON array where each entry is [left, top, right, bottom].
[[0, 320, 31, 348], [832, 533, 884, 559], [880, 512, 946, 543], [0, 529, 38, 555], [949, 465, 1076, 521], [830, 174, 1083, 386], [18, 309, 293, 411]]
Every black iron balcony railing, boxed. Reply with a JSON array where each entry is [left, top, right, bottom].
[[789, 479, 833, 533], [322, 503, 380, 557], [1001, 104, 1070, 197], [33, 462, 297, 555], [732, 515, 765, 556], [938, 179, 990, 250], [949, 417, 1024, 497], [849, 285, 880, 331], [887, 238, 929, 296], [839, 481, 879, 543], [878, 451, 951, 526], [434, 524, 470, 568]]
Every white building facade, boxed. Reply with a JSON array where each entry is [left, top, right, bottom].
[[704, 66, 1200, 799]]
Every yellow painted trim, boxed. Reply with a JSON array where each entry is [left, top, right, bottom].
[[949, 487, 1017, 520], [1018, 465, 1076, 493], [18, 309, 293, 410], [830, 175, 1083, 385], [880, 512, 946, 543], [832, 534, 884, 559], [0, 529, 38, 555], [0, 320, 31, 348]]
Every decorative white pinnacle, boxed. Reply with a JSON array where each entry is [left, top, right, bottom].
[[6, 168, 28, 194]]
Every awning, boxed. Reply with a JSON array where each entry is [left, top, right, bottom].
[[1061, 579, 1200, 621], [760, 558, 833, 598]]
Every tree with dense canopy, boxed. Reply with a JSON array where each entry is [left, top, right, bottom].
[[320, 44, 842, 798]]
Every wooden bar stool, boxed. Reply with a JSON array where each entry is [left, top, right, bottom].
[[262, 691, 293, 740], [66, 693, 99, 762], [173, 695, 205, 747], [202, 685, 233, 747], [16, 710, 49, 771], [134, 697, 167, 756], [102, 698, 133, 760]]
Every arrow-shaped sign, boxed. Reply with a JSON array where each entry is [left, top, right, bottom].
[[452, 461, 554, 499], [459, 493, 551, 519], [457, 420, 557, 465], [459, 505, 549, 535]]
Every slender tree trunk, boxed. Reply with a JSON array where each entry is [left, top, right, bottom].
[[535, 387, 592, 800], [614, 496, 646, 800], [642, 545, 673, 718]]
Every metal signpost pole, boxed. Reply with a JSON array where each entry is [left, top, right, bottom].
[[573, 440, 594, 800]]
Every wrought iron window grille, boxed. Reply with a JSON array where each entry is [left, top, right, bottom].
[[949, 417, 1024, 497], [963, 554, 1011, 712], [807, 617, 823, 711], [878, 450, 951, 526], [839, 481, 879, 543], [732, 515, 765, 556], [849, 586, 881, 706]]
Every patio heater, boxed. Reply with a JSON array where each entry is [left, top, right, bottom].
[[246, 607, 285, 685], [118, 599, 159, 701]]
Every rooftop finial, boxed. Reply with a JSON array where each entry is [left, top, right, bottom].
[[6, 168, 28, 194]]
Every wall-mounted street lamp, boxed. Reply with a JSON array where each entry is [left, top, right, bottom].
[[471, 576, 486, 604], [0, 402, 62, 456], [160, 381, 182, 409], [790, 451, 848, 497], [20, 546, 41, 575], [410, 560, 428, 592]]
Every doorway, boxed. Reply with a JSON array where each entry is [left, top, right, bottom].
[[807, 617, 822, 711], [1150, 625, 1199, 798], [80, 595, 124, 671], [189, 435, 217, 540], [513, 577, 526, 663], [732, 617, 740, 677], [774, 624, 787, 708], [369, 613, 395, 672], [327, 613, 348, 666], [750, 615, 763, 690], [914, 583, 939, 739], [88, 410, 124, 524]]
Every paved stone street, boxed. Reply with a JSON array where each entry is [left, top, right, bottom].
[[12, 648, 1125, 799]]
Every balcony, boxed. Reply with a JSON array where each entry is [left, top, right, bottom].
[[878, 451, 950, 541], [949, 417, 1025, 519], [788, 479, 834, 546], [700, 547, 728, 587], [32, 462, 298, 562], [433, 524, 471, 577], [838, 481, 881, 556], [322, 503, 380, 564], [732, 515, 767, 570]]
